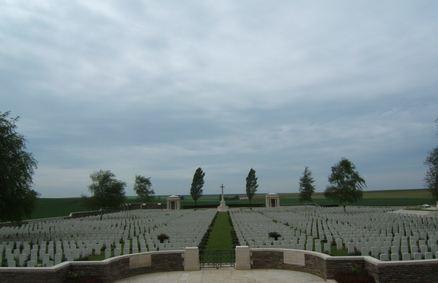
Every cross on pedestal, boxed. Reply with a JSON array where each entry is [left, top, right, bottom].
[[217, 184, 228, 212]]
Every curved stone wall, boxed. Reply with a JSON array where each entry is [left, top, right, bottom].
[[2, 247, 438, 283], [248, 248, 438, 283], [0, 250, 184, 283]]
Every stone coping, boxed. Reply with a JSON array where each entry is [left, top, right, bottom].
[[251, 248, 331, 260], [325, 254, 438, 266], [250, 247, 438, 265], [0, 250, 184, 271]]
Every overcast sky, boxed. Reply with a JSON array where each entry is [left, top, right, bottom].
[[1, 0, 437, 197]]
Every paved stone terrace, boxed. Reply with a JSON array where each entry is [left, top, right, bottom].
[[116, 268, 334, 283]]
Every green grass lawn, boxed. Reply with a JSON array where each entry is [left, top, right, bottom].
[[30, 196, 162, 219], [200, 212, 236, 264], [205, 212, 234, 251], [31, 198, 86, 219]]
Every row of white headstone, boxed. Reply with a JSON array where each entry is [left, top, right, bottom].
[[231, 206, 438, 261], [0, 209, 216, 267]]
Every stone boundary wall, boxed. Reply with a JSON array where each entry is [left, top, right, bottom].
[[0, 216, 68, 228], [68, 204, 163, 218], [0, 210, 114, 227], [0, 205, 163, 227], [68, 210, 108, 218], [248, 248, 438, 283], [0, 250, 186, 283]]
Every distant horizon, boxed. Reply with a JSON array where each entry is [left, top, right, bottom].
[[37, 187, 429, 199]]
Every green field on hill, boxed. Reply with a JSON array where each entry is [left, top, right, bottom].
[[29, 188, 435, 220], [31, 198, 86, 219]]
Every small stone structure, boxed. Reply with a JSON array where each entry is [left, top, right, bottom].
[[166, 195, 181, 210], [265, 193, 280, 208]]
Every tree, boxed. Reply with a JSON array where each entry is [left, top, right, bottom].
[[425, 119, 438, 203], [246, 168, 258, 204], [299, 167, 315, 202], [134, 175, 154, 203], [324, 158, 366, 212], [425, 148, 438, 203], [88, 170, 126, 209], [0, 111, 38, 222], [190, 167, 204, 207]]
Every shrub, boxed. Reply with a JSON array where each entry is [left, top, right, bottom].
[[268, 232, 281, 240], [157, 233, 169, 243]]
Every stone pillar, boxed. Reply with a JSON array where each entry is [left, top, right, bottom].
[[235, 246, 251, 270], [184, 247, 200, 271]]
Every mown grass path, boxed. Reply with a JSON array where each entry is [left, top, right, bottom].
[[205, 212, 234, 251]]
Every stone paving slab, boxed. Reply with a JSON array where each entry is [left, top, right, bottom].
[[116, 268, 335, 283]]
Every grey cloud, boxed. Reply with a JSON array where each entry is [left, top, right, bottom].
[[1, 0, 437, 197]]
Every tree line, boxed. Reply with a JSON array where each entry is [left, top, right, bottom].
[[186, 158, 365, 212], [80, 158, 365, 212], [83, 171, 155, 209], [1, 110, 438, 221]]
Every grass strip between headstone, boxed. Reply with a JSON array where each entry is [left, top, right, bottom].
[[205, 212, 234, 251]]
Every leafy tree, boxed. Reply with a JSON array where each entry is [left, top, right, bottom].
[[246, 168, 258, 204], [299, 167, 315, 202], [134, 175, 154, 203], [0, 111, 38, 222], [88, 170, 126, 209], [324, 158, 366, 212], [190, 167, 205, 207], [425, 119, 438, 203], [425, 148, 438, 202]]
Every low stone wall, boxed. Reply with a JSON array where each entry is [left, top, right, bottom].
[[0, 216, 68, 228], [249, 248, 438, 283], [0, 250, 185, 283], [325, 256, 367, 279], [0, 263, 69, 283], [68, 210, 107, 218], [251, 250, 282, 269], [375, 259, 438, 283], [4, 246, 438, 283], [250, 249, 328, 279], [325, 255, 438, 283]]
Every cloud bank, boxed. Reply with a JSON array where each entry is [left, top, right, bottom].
[[1, 0, 437, 197]]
